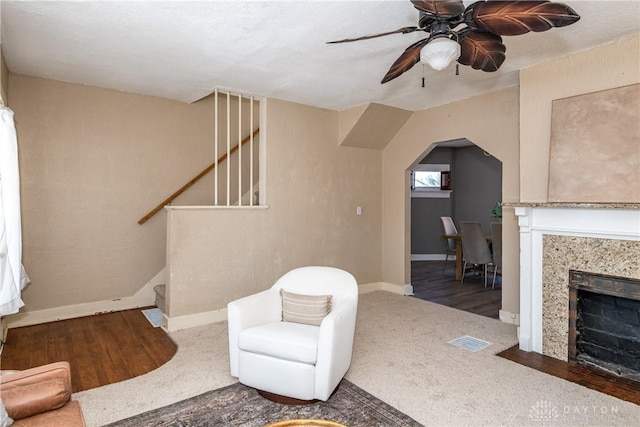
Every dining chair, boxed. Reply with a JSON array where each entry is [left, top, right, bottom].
[[439, 216, 457, 274], [459, 221, 493, 287], [490, 222, 502, 289]]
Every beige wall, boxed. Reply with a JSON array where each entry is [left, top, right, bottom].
[[1, 46, 8, 104], [381, 34, 640, 318], [520, 34, 640, 201], [338, 103, 367, 143], [166, 98, 383, 318], [10, 33, 638, 324], [11, 75, 219, 312], [339, 103, 412, 150], [382, 87, 521, 313]]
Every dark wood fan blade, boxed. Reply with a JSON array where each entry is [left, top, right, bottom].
[[457, 29, 506, 72], [326, 26, 419, 44], [411, 0, 466, 17], [465, 1, 580, 36], [381, 38, 430, 84]]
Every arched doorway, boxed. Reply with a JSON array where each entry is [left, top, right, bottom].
[[408, 138, 503, 318]]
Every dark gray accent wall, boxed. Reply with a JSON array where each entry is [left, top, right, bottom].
[[411, 197, 452, 253], [454, 146, 502, 234], [411, 147, 454, 254], [411, 144, 502, 255], [419, 147, 454, 165]]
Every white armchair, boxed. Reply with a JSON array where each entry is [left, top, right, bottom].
[[227, 266, 358, 402]]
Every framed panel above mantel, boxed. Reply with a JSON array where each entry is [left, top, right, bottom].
[[548, 84, 640, 203]]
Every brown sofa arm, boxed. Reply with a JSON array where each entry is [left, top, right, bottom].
[[0, 362, 72, 420]]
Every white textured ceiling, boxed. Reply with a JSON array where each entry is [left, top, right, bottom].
[[1, 0, 639, 111]]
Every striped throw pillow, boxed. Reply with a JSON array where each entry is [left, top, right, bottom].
[[280, 289, 332, 326]]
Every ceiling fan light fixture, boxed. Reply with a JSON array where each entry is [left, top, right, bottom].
[[420, 37, 460, 71]]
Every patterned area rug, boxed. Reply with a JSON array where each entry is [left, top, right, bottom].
[[104, 379, 422, 426]]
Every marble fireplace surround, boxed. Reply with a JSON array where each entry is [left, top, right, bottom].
[[513, 203, 640, 360]]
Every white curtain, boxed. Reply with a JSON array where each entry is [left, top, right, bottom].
[[0, 107, 29, 316]]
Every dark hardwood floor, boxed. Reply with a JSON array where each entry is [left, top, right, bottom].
[[498, 345, 640, 405], [411, 260, 501, 319], [0, 308, 177, 393]]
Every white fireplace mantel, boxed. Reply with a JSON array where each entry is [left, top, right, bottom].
[[514, 204, 640, 353]]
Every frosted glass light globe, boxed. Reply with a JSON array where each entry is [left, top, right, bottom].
[[420, 38, 461, 71]]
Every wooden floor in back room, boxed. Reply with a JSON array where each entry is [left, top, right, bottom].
[[411, 260, 502, 319]]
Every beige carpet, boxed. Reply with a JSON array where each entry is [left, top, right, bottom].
[[75, 291, 640, 426]]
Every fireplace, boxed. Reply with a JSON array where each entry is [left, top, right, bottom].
[[568, 270, 640, 381], [513, 204, 640, 358]]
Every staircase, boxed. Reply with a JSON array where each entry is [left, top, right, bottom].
[[139, 91, 261, 326]]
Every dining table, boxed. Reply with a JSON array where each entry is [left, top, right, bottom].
[[442, 233, 492, 281]]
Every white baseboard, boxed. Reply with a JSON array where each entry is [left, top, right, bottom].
[[411, 254, 455, 261], [4, 268, 166, 329], [4, 277, 415, 333], [358, 282, 408, 295], [499, 309, 520, 326], [159, 281, 417, 332], [163, 308, 227, 332], [164, 282, 417, 332]]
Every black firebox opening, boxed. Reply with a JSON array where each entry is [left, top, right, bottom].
[[576, 290, 640, 381]]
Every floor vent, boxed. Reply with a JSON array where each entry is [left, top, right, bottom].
[[447, 335, 492, 352]]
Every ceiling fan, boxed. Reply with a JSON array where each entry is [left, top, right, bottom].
[[327, 0, 581, 83]]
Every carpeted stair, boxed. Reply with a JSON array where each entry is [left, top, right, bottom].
[[153, 284, 166, 313]]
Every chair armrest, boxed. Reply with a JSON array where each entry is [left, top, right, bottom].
[[228, 288, 282, 330], [227, 289, 281, 377], [0, 362, 71, 392], [314, 298, 358, 400], [0, 362, 72, 420]]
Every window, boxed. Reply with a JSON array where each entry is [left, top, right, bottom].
[[413, 171, 441, 189], [411, 164, 451, 198]]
